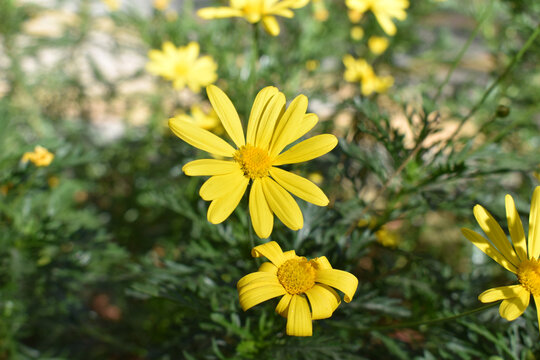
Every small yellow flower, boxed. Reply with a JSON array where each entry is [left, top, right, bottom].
[[350, 26, 364, 41], [346, 0, 408, 36], [347, 9, 363, 23], [305, 59, 319, 71], [343, 55, 393, 95], [368, 36, 389, 55], [462, 187, 540, 331], [197, 0, 310, 36], [312, 0, 329, 21], [102, 0, 121, 11], [173, 105, 222, 133], [238, 241, 358, 336], [307, 171, 323, 185], [153, 0, 170, 11], [146, 42, 217, 93], [169, 85, 337, 238], [21, 146, 54, 167], [375, 226, 399, 247]]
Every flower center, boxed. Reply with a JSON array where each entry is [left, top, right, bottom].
[[174, 62, 188, 76], [243, 0, 264, 22], [277, 258, 316, 295], [233, 144, 272, 179], [518, 258, 540, 295]]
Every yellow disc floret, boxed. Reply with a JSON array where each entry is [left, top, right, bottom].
[[233, 144, 272, 179], [518, 258, 540, 296], [277, 258, 316, 295]]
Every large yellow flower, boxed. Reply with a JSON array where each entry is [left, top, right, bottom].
[[168, 85, 337, 238], [238, 241, 358, 336], [462, 187, 540, 331], [146, 42, 217, 93], [197, 0, 310, 36], [343, 55, 393, 96], [345, 0, 408, 36]]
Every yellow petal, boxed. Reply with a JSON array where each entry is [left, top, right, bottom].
[[262, 15, 280, 36], [533, 294, 540, 334], [258, 262, 277, 274], [207, 176, 248, 224], [305, 284, 341, 320], [238, 278, 282, 296], [473, 205, 520, 267], [268, 94, 308, 157], [286, 295, 312, 336], [478, 284, 525, 303], [183, 159, 238, 176], [206, 85, 245, 148], [315, 269, 358, 303], [313, 256, 332, 270], [169, 117, 236, 157], [255, 92, 286, 151], [269, 167, 329, 206], [283, 250, 297, 260], [374, 13, 397, 36], [249, 179, 274, 238], [237, 271, 278, 289], [200, 170, 245, 201], [294, 113, 318, 141], [499, 287, 530, 321], [197, 7, 243, 19], [238, 284, 286, 311], [261, 177, 303, 231], [273, 134, 338, 166], [461, 228, 518, 273], [247, 87, 279, 145], [251, 241, 286, 267], [276, 293, 293, 317], [505, 194, 528, 261], [530, 187, 540, 259]]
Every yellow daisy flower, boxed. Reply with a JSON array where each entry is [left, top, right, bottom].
[[462, 187, 540, 331], [368, 36, 389, 55], [238, 241, 358, 336], [21, 146, 54, 167], [345, 0, 409, 36], [146, 42, 217, 93], [197, 0, 310, 36], [343, 55, 393, 96], [102, 0, 121, 11], [168, 85, 337, 238]]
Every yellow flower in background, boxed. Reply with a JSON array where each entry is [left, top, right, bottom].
[[305, 59, 319, 71], [146, 42, 217, 93], [376, 226, 399, 247], [347, 9, 363, 23], [350, 26, 364, 41], [368, 36, 389, 55], [102, 0, 121, 11], [312, 0, 329, 21], [462, 187, 540, 331], [153, 0, 171, 11], [173, 105, 222, 134], [343, 55, 393, 95], [21, 146, 54, 167], [346, 0, 408, 36], [169, 85, 337, 238], [238, 241, 358, 336], [197, 0, 310, 36]]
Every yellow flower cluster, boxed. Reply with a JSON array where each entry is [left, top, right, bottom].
[[346, 0, 409, 36], [146, 42, 217, 93], [21, 146, 54, 167], [343, 55, 394, 95], [197, 0, 310, 36]]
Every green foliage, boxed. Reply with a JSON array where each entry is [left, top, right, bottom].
[[0, 0, 539, 359]]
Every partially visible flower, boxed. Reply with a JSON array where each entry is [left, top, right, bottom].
[[21, 146, 54, 167], [305, 59, 319, 71], [102, 0, 121, 11], [346, 0, 409, 36], [347, 9, 363, 23], [197, 0, 310, 36], [169, 85, 337, 238], [462, 187, 540, 331], [308, 172, 323, 185], [173, 104, 223, 133], [343, 55, 393, 95], [153, 0, 170, 11], [368, 36, 389, 55], [376, 226, 399, 247], [146, 42, 217, 93], [238, 241, 358, 336], [350, 26, 364, 40], [312, 0, 329, 21]]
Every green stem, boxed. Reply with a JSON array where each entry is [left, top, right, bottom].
[[337, 302, 498, 332], [433, 3, 491, 102], [443, 24, 540, 145]]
